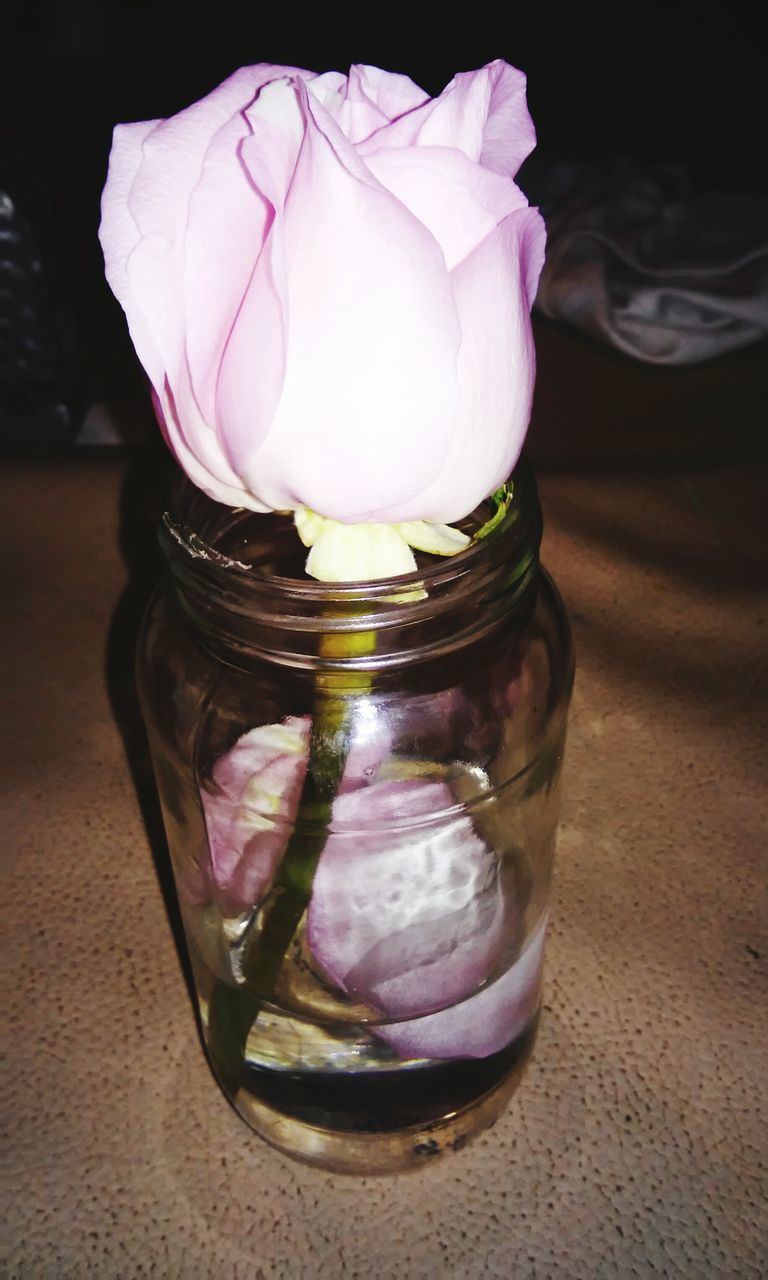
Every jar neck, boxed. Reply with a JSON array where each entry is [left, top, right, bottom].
[[159, 459, 543, 671]]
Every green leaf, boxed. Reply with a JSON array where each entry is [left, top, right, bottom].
[[475, 483, 514, 541]]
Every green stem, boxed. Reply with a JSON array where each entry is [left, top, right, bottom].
[[207, 669, 365, 1089], [240, 698, 349, 996]]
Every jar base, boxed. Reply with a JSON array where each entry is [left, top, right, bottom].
[[216, 1027, 537, 1175]]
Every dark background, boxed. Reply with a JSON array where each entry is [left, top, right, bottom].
[[1, 0, 766, 446]]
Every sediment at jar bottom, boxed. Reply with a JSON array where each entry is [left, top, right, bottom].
[[203, 1010, 539, 1175]]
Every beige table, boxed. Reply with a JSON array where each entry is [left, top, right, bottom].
[[3, 441, 766, 1278]]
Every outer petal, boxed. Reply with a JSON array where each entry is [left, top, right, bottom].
[[413, 206, 546, 523], [99, 119, 158, 316], [213, 79, 310, 473], [346, 65, 430, 123], [125, 65, 306, 245], [240, 81, 462, 520], [126, 236, 250, 496], [201, 717, 310, 907], [360, 60, 535, 181], [377, 913, 547, 1060], [335, 65, 430, 144], [122, 65, 293, 392], [153, 381, 264, 510], [365, 144, 528, 271], [182, 111, 274, 428], [307, 779, 507, 1021], [100, 66, 309, 506], [100, 122, 243, 497]]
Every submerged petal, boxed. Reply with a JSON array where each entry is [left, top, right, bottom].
[[307, 778, 507, 1025], [201, 717, 310, 907], [377, 913, 548, 1060]]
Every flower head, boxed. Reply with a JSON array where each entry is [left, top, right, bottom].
[[100, 61, 545, 579]]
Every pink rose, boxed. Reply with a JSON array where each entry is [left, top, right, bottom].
[[100, 61, 545, 525]]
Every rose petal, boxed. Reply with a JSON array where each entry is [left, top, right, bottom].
[[126, 66, 303, 244], [345, 65, 430, 131], [211, 81, 321, 475], [182, 113, 274, 428], [413, 206, 546, 522], [201, 717, 310, 906], [361, 60, 535, 180], [366, 145, 529, 271], [377, 913, 547, 1060], [307, 778, 507, 1022], [99, 118, 158, 323], [239, 80, 462, 520], [124, 66, 290, 390], [102, 67, 307, 503]]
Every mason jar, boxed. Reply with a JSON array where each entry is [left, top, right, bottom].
[[136, 459, 573, 1175]]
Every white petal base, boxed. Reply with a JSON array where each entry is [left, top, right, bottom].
[[294, 508, 470, 583]]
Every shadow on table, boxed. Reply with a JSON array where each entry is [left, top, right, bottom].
[[539, 461, 767, 774], [104, 437, 197, 1008]]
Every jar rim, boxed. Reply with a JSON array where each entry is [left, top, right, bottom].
[[158, 458, 542, 665], [161, 457, 539, 602]]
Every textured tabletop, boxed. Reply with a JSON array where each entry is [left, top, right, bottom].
[[3, 437, 767, 1277]]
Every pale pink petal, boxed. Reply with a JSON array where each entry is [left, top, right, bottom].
[[361, 60, 535, 181], [408, 66, 492, 160], [308, 66, 429, 145], [99, 119, 158, 318], [478, 61, 539, 178], [365, 144, 528, 271], [213, 79, 308, 472], [412, 206, 546, 523], [182, 112, 274, 426], [377, 914, 547, 1060], [126, 234, 251, 496], [201, 717, 311, 907], [102, 66, 309, 506], [347, 64, 430, 124], [126, 65, 305, 243], [153, 381, 263, 510], [303, 69, 346, 119], [308, 779, 507, 1022], [335, 65, 390, 142], [125, 70, 285, 402], [240, 82, 462, 519]]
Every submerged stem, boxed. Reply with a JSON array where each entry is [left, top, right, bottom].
[[206, 629, 374, 1088], [241, 697, 349, 996]]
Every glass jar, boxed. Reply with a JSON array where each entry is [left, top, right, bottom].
[[137, 460, 573, 1175]]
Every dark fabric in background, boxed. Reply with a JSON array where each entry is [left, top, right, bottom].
[[1, 0, 766, 433]]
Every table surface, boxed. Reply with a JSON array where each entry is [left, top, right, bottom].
[[3, 435, 767, 1278]]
